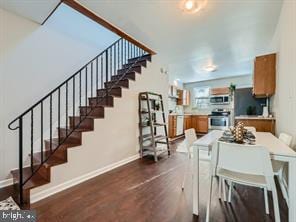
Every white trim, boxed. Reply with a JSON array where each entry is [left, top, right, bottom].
[[30, 154, 140, 203], [0, 178, 13, 188]]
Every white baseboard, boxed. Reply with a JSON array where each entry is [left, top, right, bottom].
[[0, 178, 13, 189], [30, 154, 140, 203]]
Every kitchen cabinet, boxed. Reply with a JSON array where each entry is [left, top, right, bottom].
[[168, 115, 177, 138], [169, 114, 208, 138], [183, 115, 192, 131], [177, 89, 190, 106], [191, 115, 208, 134], [235, 118, 276, 135], [210, 87, 229, 95], [253, 53, 276, 97]]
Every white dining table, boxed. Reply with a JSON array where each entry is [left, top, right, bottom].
[[192, 130, 296, 222]]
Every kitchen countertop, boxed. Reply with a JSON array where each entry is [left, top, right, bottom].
[[235, 115, 276, 120], [169, 113, 209, 116]]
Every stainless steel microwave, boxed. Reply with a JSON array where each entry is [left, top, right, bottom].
[[210, 95, 230, 105]]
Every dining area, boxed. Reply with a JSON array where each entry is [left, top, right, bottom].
[[182, 126, 296, 222]]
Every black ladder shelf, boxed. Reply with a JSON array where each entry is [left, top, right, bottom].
[[138, 92, 170, 162]]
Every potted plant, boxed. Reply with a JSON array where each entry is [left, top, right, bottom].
[[229, 83, 236, 96]]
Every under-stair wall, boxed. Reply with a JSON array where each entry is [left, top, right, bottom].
[[0, 7, 119, 182], [29, 55, 169, 203]]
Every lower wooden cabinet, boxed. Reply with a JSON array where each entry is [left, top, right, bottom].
[[169, 115, 209, 139], [168, 115, 177, 138], [191, 115, 208, 134], [183, 115, 192, 131], [235, 118, 275, 135]]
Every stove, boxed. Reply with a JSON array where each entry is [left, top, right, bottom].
[[208, 109, 231, 130]]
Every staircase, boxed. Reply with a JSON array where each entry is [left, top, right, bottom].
[[7, 37, 152, 208]]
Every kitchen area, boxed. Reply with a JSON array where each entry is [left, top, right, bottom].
[[168, 53, 276, 140]]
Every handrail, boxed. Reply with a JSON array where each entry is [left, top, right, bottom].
[[8, 38, 122, 130]]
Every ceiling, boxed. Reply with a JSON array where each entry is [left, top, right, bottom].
[[79, 0, 283, 83], [0, 0, 283, 83], [0, 0, 59, 24]]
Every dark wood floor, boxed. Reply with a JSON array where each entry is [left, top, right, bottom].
[[2, 139, 288, 221]]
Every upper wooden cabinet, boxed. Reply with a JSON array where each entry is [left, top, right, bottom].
[[210, 87, 229, 95], [253, 53, 276, 97], [177, 89, 190, 106]]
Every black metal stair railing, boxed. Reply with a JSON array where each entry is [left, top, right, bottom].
[[7, 37, 149, 206]]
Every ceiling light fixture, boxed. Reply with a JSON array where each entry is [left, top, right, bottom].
[[180, 0, 207, 14], [204, 65, 217, 72]]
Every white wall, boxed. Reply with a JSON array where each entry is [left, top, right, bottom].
[[0, 6, 119, 181], [270, 0, 296, 148], [30, 55, 169, 202], [183, 74, 252, 113]]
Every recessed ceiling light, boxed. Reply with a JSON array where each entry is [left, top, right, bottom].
[[204, 65, 217, 72], [185, 0, 194, 10], [180, 0, 207, 14]]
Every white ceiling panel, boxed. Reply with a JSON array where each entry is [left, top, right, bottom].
[[79, 0, 283, 83], [0, 0, 60, 24]]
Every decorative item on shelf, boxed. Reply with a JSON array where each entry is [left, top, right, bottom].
[[142, 107, 148, 113], [142, 117, 150, 126]]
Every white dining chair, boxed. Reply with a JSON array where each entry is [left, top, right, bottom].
[[272, 133, 292, 205], [181, 128, 197, 190], [206, 141, 280, 222]]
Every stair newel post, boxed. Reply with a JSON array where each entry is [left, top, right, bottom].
[[105, 49, 109, 98], [18, 117, 24, 206]]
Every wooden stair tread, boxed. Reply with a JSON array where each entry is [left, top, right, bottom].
[[128, 54, 151, 64], [11, 167, 49, 190], [111, 72, 136, 81], [44, 138, 81, 147], [80, 103, 113, 107], [59, 127, 93, 132], [123, 60, 147, 68], [31, 151, 66, 167], [105, 79, 129, 86]]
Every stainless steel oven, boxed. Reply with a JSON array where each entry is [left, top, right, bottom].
[[208, 109, 230, 130], [210, 95, 230, 105], [208, 116, 230, 130]]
